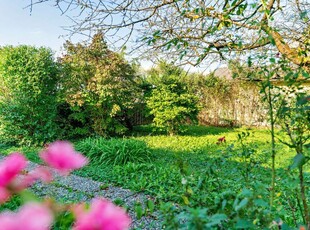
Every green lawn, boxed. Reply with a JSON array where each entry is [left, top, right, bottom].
[[0, 125, 301, 206], [1, 125, 308, 227]]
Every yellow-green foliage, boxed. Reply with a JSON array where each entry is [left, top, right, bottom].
[[146, 63, 200, 135], [133, 125, 297, 170]]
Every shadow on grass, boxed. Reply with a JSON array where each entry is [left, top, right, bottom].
[[75, 143, 283, 206], [181, 125, 234, 136], [131, 125, 234, 137]]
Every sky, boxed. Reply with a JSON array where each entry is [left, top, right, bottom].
[[0, 1, 161, 69], [0, 1, 84, 55], [0, 1, 219, 72]]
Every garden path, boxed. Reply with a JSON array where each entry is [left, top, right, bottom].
[[1, 155, 161, 229]]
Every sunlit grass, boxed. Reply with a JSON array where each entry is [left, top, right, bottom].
[[0, 125, 307, 205]]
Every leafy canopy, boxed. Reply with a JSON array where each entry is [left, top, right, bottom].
[[59, 33, 141, 136], [32, 0, 310, 70]]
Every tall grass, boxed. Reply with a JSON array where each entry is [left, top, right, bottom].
[[75, 138, 151, 166]]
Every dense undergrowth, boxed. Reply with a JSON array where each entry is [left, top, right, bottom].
[[0, 125, 308, 228]]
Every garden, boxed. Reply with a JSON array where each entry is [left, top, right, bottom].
[[0, 0, 310, 229]]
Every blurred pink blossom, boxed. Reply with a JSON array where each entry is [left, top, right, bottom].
[[0, 202, 53, 230], [0, 187, 10, 204], [18, 202, 53, 230], [15, 166, 53, 191], [30, 166, 53, 183], [0, 153, 27, 187], [40, 141, 88, 175], [0, 212, 16, 230], [73, 198, 131, 230]]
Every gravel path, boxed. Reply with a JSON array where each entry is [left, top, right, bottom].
[[1, 156, 162, 229]]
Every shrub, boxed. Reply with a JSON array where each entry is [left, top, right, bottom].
[[146, 62, 200, 135], [0, 45, 59, 145], [59, 33, 141, 137], [75, 138, 151, 165]]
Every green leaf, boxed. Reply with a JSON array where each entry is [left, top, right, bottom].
[[147, 199, 155, 214], [19, 190, 40, 204], [254, 199, 269, 207], [290, 153, 306, 170], [270, 58, 276, 63], [218, 22, 224, 30], [235, 198, 249, 211], [134, 204, 144, 220], [222, 199, 227, 210], [296, 95, 310, 106], [281, 223, 295, 230], [235, 219, 254, 229], [206, 214, 227, 227], [239, 188, 252, 197], [300, 11, 308, 19], [182, 195, 190, 205], [302, 70, 310, 79]]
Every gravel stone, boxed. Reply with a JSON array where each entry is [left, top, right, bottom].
[[56, 174, 103, 193], [0, 154, 163, 229]]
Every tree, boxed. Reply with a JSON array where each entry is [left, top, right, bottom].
[[0, 46, 59, 145], [146, 62, 199, 135], [59, 33, 141, 136], [31, 0, 309, 70]]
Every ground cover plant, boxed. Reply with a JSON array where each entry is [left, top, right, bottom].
[[1, 125, 308, 228], [75, 138, 151, 166], [0, 141, 131, 229]]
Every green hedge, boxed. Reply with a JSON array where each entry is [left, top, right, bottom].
[[0, 46, 59, 145]]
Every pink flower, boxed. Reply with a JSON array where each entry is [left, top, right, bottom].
[[31, 166, 53, 183], [40, 141, 88, 175], [15, 166, 53, 192], [0, 187, 10, 204], [73, 198, 131, 230], [0, 153, 27, 187], [18, 202, 54, 230], [0, 212, 16, 230], [0, 203, 53, 230]]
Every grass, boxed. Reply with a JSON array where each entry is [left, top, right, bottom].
[[75, 138, 151, 166], [0, 125, 306, 212]]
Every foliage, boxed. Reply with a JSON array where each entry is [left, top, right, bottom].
[[0, 195, 21, 212], [75, 137, 151, 166], [279, 91, 310, 157], [2, 125, 309, 228], [278, 88, 310, 227], [36, 0, 310, 70], [59, 33, 141, 137], [3, 1, 310, 228], [146, 62, 200, 135], [56, 102, 92, 139], [161, 186, 275, 229], [0, 45, 59, 145]]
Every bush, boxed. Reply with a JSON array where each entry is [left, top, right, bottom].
[[75, 138, 151, 165], [0, 46, 59, 145], [146, 62, 200, 135], [59, 33, 141, 137]]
